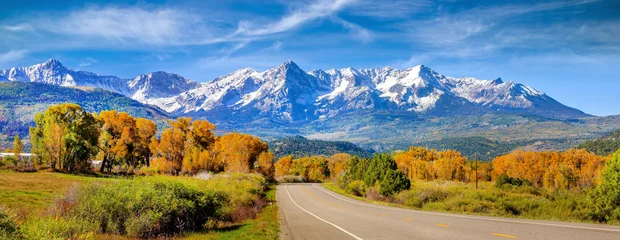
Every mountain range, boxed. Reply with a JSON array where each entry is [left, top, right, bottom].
[[0, 59, 588, 123], [2, 59, 618, 157]]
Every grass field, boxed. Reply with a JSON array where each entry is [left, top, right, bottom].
[[0, 170, 115, 217]]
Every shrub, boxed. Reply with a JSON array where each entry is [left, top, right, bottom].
[[21, 217, 97, 240], [0, 205, 21, 239], [276, 175, 306, 183], [379, 169, 410, 196], [398, 187, 453, 208], [0, 156, 17, 168], [346, 180, 367, 196], [495, 174, 530, 188], [590, 151, 620, 223], [66, 177, 228, 238]]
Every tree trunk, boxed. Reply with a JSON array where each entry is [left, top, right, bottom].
[[100, 155, 107, 173]]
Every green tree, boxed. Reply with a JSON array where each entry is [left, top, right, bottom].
[[30, 103, 100, 172], [379, 169, 411, 196], [590, 150, 620, 222], [12, 135, 22, 161], [363, 153, 397, 186], [342, 156, 369, 186]]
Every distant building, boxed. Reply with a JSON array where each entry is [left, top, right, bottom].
[[0, 153, 34, 158]]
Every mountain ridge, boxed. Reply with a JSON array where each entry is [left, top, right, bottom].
[[0, 59, 590, 123]]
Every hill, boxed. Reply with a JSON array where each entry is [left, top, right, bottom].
[[269, 136, 373, 159], [577, 129, 620, 156], [0, 81, 172, 149]]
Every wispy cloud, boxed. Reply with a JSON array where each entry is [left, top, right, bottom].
[[3, 24, 34, 32], [218, 41, 250, 57], [0, 50, 27, 64], [332, 17, 374, 43], [350, 0, 432, 19], [236, 0, 356, 36], [398, 0, 606, 64], [79, 57, 97, 67], [47, 7, 206, 46], [2, 1, 370, 55]]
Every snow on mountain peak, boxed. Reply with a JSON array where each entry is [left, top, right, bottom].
[[0, 60, 587, 121]]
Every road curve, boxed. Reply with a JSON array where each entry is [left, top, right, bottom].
[[277, 183, 620, 240]]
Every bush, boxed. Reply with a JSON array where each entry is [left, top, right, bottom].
[[495, 174, 530, 188], [21, 217, 97, 240], [590, 151, 620, 223], [346, 180, 367, 196], [64, 177, 229, 238], [0, 205, 21, 239], [379, 169, 410, 196], [0, 156, 17, 168], [276, 175, 306, 183], [398, 187, 453, 208]]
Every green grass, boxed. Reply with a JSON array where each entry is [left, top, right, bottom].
[[324, 180, 614, 225], [183, 185, 280, 240], [0, 170, 116, 217], [0, 171, 280, 239]]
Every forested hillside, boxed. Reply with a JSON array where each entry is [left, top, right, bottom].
[[578, 129, 620, 156], [0, 82, 171, 149], [269, 136, 373, 159], [414, 137, 518, 161]]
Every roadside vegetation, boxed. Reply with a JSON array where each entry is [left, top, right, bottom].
[[0, 103, 279, 239], [275, 146, 620, 225]]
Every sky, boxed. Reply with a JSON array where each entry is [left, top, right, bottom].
[[0, 0, 619, 116]]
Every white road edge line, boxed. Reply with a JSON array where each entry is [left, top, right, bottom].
[[312, 184, 620, 233], [284, 185, 363, 240]]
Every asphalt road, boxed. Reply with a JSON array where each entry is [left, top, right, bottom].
[[277, 183, 620, 240]]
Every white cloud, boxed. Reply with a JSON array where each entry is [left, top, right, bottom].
[[350, 0, 432, 19], [236, 0, 356, 36], [46, 7, 205, 46], [333, 17, 374, 43], [0, 50, 27, 64], [219, 41, 250, 57], [3, 24, 34, 32], [79, 57, 97, 67]]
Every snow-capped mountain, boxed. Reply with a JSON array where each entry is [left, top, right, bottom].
[[0, 59, 130, 94], [158, 61, 587, 121], [0, 59, 588, 122], [0, 59, 198, 105]]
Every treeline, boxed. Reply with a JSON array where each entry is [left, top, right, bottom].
[[577, 129, 620, 156], [269, 136, 373, 159], [26, 103, 274, 177], [274, 146, 610, 196], [0, 82, 171, 149], [492, 149, 606, 189]]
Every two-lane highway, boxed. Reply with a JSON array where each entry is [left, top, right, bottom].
[[277, 183, 620, 240]]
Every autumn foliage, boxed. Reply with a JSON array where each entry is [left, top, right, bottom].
[[26, 104, 275, 178], [393, 147, 491, 183], [492, 149, 607, 190], [274, 155, 330, 182]]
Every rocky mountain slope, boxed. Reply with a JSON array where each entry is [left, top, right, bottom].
[[1, 60, 588, 123]]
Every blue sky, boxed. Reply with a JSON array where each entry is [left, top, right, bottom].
[[0, 0, 618, 116]]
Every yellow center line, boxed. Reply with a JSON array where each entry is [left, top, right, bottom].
[[381, 213, 387, 217], [435, 224, 449, 228], [493, 233, 518, 239], [403, 218, 412, 221]]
